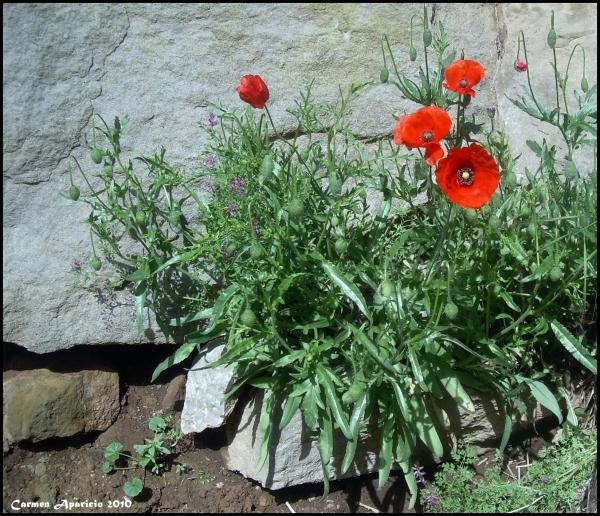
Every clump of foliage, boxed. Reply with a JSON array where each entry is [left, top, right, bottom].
[[102, 415, 183, 498], [67, 5, 596, 507], [422, 428, 597, 513]]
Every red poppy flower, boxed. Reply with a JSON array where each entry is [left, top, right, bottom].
[[443, 60, 485, 97], [393, 106, 452, 166], [435, 144, 500, 209], [235, 74, 269, 109]]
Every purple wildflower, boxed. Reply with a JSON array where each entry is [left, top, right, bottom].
[[207, 112, 218, 128], [412, 464, 426, 486], [424, 488, 439, 509], [225, 203, 236, 217], [205, 154, 216, 168], [229, 176, 246, 197], [540, 475, 550, 484], [70, 259, 82, 272]]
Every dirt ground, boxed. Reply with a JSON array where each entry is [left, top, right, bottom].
[[2, 344, 556, 514]]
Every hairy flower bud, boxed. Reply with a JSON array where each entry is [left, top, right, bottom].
[[68, 185, 80, 201], [380, 67, 389, 83], [91, 148, 103, 164], [423, 28, 432, 47], [547, 28, 557, 48], [409, 46, 417, 61]]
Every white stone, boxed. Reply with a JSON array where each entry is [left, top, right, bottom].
[[180, 341, 237, 434]]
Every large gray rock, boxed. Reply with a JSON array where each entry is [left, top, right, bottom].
[[3, 367, 120, 447], [3, 4, 596, 352], [180, 341, 237, 434]]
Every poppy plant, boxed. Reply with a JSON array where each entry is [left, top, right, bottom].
[[435, 144, 500, 209], [443, 59, 485, 97], [235, 74, 269, 109], [393, 106, 452, 165]]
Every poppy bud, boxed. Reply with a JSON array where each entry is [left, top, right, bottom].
[[464, 209, 478, 223], [581, 76, 589, 92], [342, 383, 364, 404], [549, 265, 562, 282], [103, 164, 113, 177], [444, 302, 458, 320], [380, 279, 395, 299], [89, 256, 102, 271], [488, 215, 501, 232], [547, 28, 557, 48], [423, 28, 432, 47], [409, 46, 417, 61], [299, 148, 310, 163], [379, 67, 389, 83], [91, 148, 103, 164], [527, 222, 537, 238], [260, 154, 274, 178], [240, 308, 257, 327], [68, 185, 80, 201], [334, 238, 348, 255], [249, 244, 264, 259]]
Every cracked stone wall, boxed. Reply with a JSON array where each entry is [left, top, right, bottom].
[[3, 3, 596, 353]]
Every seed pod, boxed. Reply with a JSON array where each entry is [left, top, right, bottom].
[[379, 67, 389, 83], [68, 185, 80, 201], [547, 28, 557, 48], [581, 76, 589, 92], [89, 256, 102, 271], [240, 308, 257, 327], [287, 198, 304, 219], [103, 164, 113, 177], [444, 302, 459, 320], [260, 154, 274, 178], [464, 209, 478, 223], [380, 279, 395, 299], [249, 244, 264, 259], [334, 238, 348, 255], [91, 148, 103, 164], [409, 46, 417, 61], [423, 28, 432, 47], [549, 266, 562, 282]]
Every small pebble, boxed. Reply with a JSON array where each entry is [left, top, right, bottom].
[[215, 481, 224, 489]]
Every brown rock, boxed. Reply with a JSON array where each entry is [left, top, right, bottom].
[[161, 374, 186, 413], [3, 368, 120, 447]]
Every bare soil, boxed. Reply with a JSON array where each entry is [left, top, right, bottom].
[[2, 344, 415, 513]]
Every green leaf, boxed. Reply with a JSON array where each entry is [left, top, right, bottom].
[[204, 284, 240, 334], [321, 260, 371, 321], [148, 416, 167, 432], [279, 395, 302, 431], [101, 462, 113, 474], [378, 417, 394, 488], [550, 320, 597, 373], [104, 442, 124, 463], [409, 395, 444, 457], [438, 369, 475, 413], [256, 389, 275, 472], [316, 365, 352, 440], [499, 411, 512, 452], [123, 477, 143, 498], [341, 392, 368, 474], [350, 324, 398, 377], [317, 407, 333, 499], [407, 347, 424, 385], [169, 307, 213, 326], [150, 324, 225, 382], [526, 140, 543, 156], [134, 280, 147, 335], [520, 377, 563, 424], [392, 382, 411, 422], [400, 460, 419, 509], [557, 386, 578, 427], [127, 261, 150, 282]]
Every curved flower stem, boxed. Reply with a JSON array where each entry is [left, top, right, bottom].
[[563, 43, 585, 116], [552, 46, 561, 113], [425, 204, 457, 284]]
